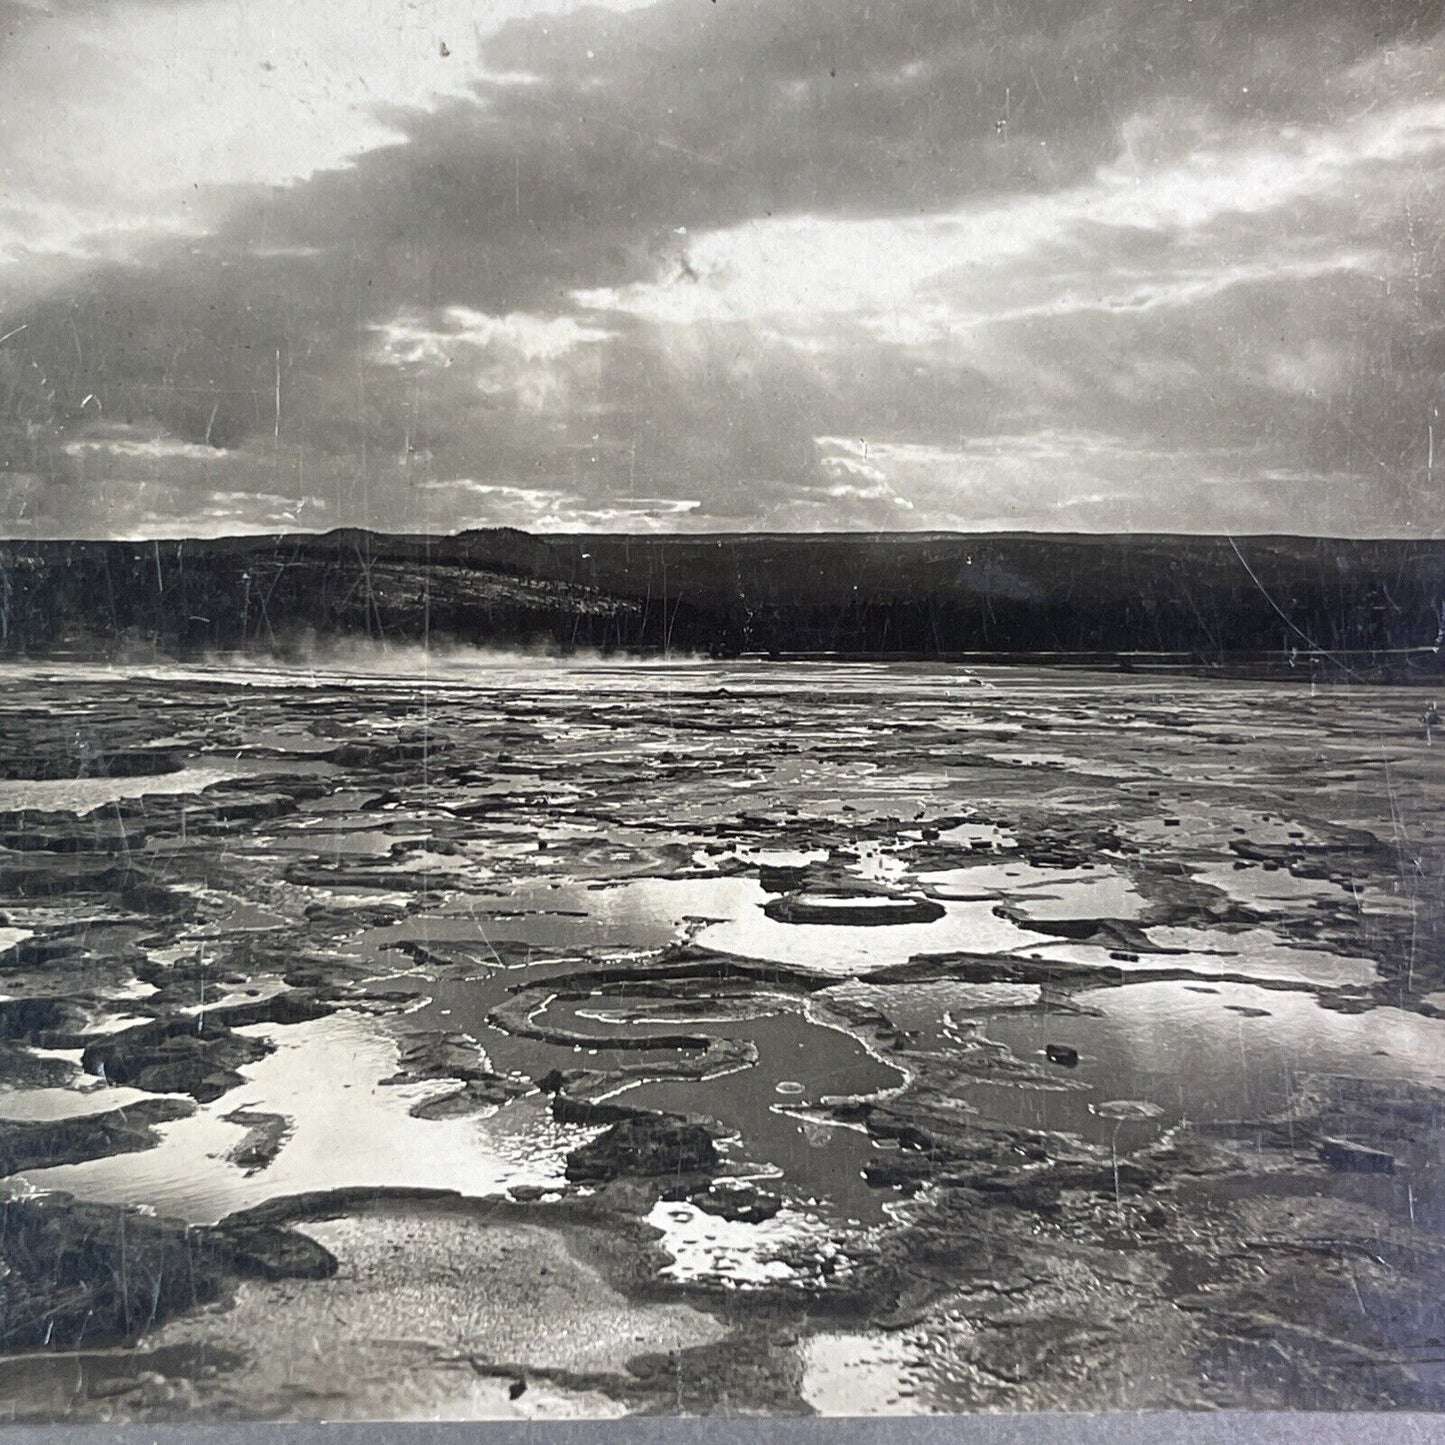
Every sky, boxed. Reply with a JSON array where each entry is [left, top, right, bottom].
[[0, 0, 1442, 538]]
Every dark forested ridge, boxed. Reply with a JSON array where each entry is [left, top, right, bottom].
[[2, 529, 1443, 671]]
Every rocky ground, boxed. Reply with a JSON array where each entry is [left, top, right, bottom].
[[0, 655, 1441, 1420]]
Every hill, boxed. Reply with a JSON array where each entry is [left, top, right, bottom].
[[1, 529, 1441, 671]]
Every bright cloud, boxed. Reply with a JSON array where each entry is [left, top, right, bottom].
[[372, 308, 616, 413], [575, 101, 1443, 339], [373, 310, 616, 367], [62, 435, 237, 463], [0, 0, 655, 270], [418, 477, 700, 531]]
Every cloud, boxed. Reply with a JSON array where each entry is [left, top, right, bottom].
[[0, 0, 656, 275], [573, 101, 1441, 337], [0, 0, 1442, 538], [62, 432, 238, 463], [802, 429, 1426, 535], [371, 307, 616, 414], [374, 309, 616, 367], [416, 477, 701, 531]]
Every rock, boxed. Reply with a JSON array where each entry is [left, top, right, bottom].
[[536, 1066, 594, 1095], [0, 1194, 335, 1351], [1319, 1137, 1396, 1175], [550, 1092, 649, 1127], [0, 1044, 76, 1089], [863, 1153, 936, 1193], [565, 1113, 719, 1183], [0, 851, 133, 900], [82, 1019, 274, 1103], [0, 823, 142, 854], [1045, 1044, 1080, 1067], [0, 934, 88, 968], [196, 790, 305, 823], [284, 861, 452, 891], [764, 891, 946, 927], [141, 1061, 254, 1103], [118, 881, 200, 918], [222, 1108, 292, 1174], [992, 909, 1166, 954], [0, 749, 180, 782], [0, 996, 87, 1042], [384, 1031, 535, 1117], [408, 1077, 531, 1119], [79, 991, 327, 1103], [873, 951, 1120, 988], [0, 1098, 194, 1176], [1094, 1099, 1165, 1121], [204, 990, 333, 1029], [488, 989, 711, 1051], [210, 1221, 337, 1280], [758, 864, 808, 895], [281, 963, 348, 990], [382, 1031, 494, 1087], [328, 738, 451, 767], [686, 1181, 783, 1224]]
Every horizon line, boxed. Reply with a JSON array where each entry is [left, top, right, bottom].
[[5, 526, 1445, 547]]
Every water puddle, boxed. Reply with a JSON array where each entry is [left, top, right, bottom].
[[1140, 926, 1378, 987], [11, 1013, 578, 1223], [983, 752, 1153, 782], [0, 927, 34, 956], [802, 1330, 929, 1415], [696, 897, 1040, 976], [366, 877, 766, 957], [932, 820, 1017, 851], [0, 1083, 159, 1121], [409, 969, 906, 1223], [268, 827, 427, 859], [919, 861, 1124, 901], [1005, 873, 1147, 923], [0, 766, 247, 816], [1193, 862, 1352, 908], [940, 979, 1445, 1149], [644, 1198, 849, 1287], [1013, 936, 1376, 989]]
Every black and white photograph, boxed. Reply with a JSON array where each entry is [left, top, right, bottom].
[[0, 0, 1443, 1424]]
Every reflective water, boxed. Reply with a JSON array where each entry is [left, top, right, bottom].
[[0, 657, 1440, 1287]]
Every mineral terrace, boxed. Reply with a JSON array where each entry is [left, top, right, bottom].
[[0, 656, 1442, 1420]]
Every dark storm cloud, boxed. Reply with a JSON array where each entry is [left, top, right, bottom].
[[0, 0, 1442, 535]]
